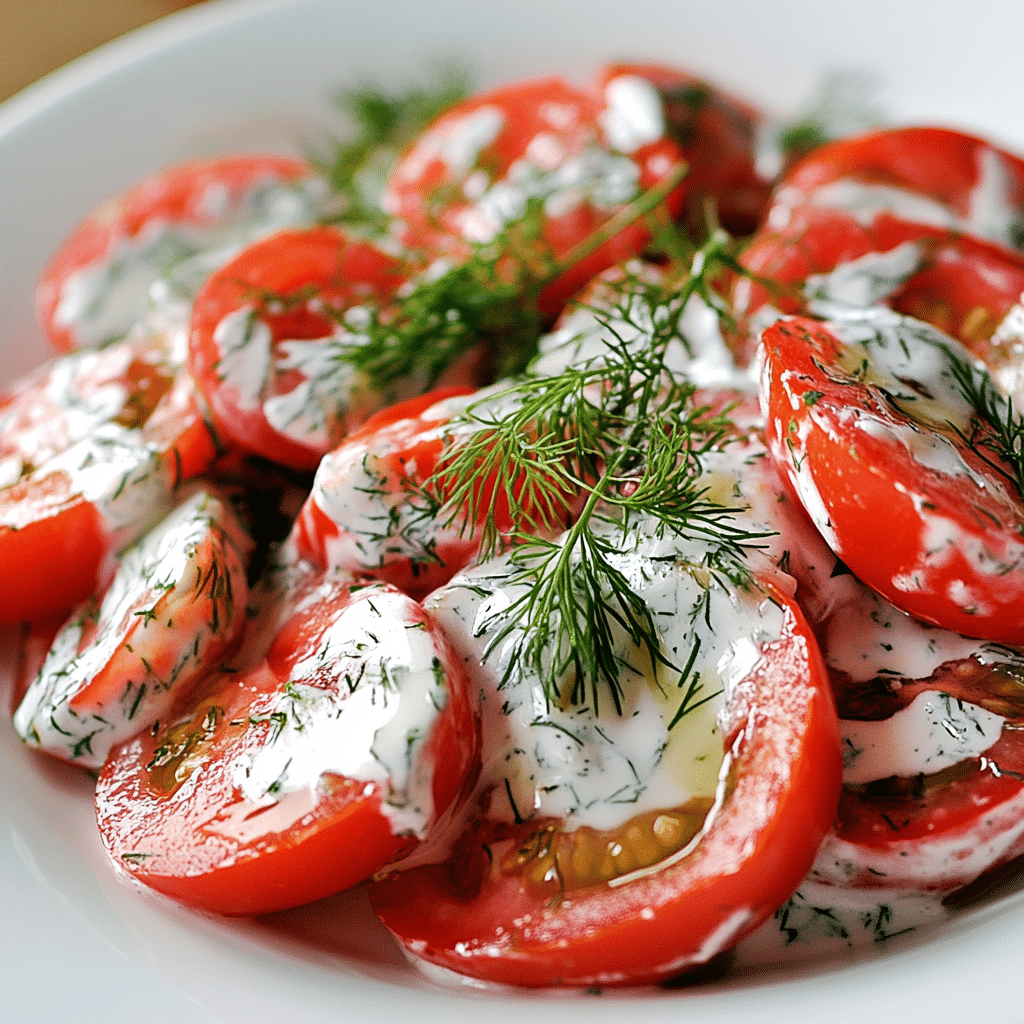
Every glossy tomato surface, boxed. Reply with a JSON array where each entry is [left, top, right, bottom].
[[369, 584, 840, 988], [383, 76, 686, 316], [37, 155, 315, 352], [188, 226, 405, 471], [95, 575, 479, 916], [761, 314, 1024, 644]]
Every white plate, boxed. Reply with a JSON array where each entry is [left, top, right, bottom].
[[5, 1, 1024, 1020]]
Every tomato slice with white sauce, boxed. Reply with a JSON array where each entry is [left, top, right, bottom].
[[369, 511, 840, 987], [95, 574, 479, 916]]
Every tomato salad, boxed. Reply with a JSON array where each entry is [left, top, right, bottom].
[[6, 63, 1024, 989]]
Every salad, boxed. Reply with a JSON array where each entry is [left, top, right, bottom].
[[5, 56, 1024, 991]]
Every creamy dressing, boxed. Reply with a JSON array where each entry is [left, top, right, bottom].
[[599, 75, 666, 154], [13, 488, 250, 768], [768, 143, 1023, 248], [53, 174, 328, 350], [426, 508, 785, 833], [530, 262, 757, 393], [211, 301, 419, 455], [841, 691, 1003, 784], [229, 583, 457, 837]]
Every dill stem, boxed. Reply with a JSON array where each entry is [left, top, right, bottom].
[[552, 161, 690, 277]]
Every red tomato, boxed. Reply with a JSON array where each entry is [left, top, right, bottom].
[[290, 385, 562, 598], [776, 127, 1024, 243], [761, 314, 1024, 644], [369, 578, 840, 988], [95, 575, 479, 916], [37, 155, 315, 351], [817, 652, 1024, 892], [383, 77, 686, 317], [735, 207, 1024, 370], [188, 226, 407, 472], [0, 337, 219, 623], [596, 62, 770, 236], [13, 489, 252, 769]]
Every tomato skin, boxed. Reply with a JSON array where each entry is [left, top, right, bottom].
[[188, 226, 406, 472], [0, 337, 219, 624], [369, 588, 840, 988], [290, 385, 537, 597], [779, 127, 1024, 231], [735, 207, 1024, 371], [38, 156, 314, 352], [383, 77, 686, 317], [597, 62, 769, 236], [813, 726, 1024, 892], [95, 577, 479, 916], [0, 474, 107, 623], [761, 315, 1024, 644]]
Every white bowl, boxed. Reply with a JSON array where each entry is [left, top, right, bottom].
[[5, 1, 1024, 1021]]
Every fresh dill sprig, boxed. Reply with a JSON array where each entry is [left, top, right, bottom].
[[323, 160, 691, 396], [314, 65, 473, 230], [419, 240, 766, 710], [942, 345, 1024, 498]]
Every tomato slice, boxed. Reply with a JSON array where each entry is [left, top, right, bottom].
[[735, 206, 1024, 375], [37, 155, 320, 351], [772, 126, 1024, 252], [288, 385, 555, 597], [0, 337, 219, 623], [383, 76, 686, 316], [95, 575, 479, 916], [13, 488, 252, 768], [188, 226, 410, 471], [761, 311, 1024, 643], [596, 62, 769, 236], [369, 521, 840, 987]]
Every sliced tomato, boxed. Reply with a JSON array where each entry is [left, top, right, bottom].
[[0, 337, 219, 623], [289, 385, 564, 597], [817, 713, 1024, 893], [383, 76, 686, 316], [761, 312, 1024, 644], [95, 575, 479, 916], [596, 62, 770, 235], [773, 126, 1024, 252], [188, 226, 408, 472], [37, 155, 318, 351], [735, 206, 1024, 372], [14, 489, 252, 768], [369, 559, 839, 987]]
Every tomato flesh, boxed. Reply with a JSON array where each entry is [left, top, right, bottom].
[[95, 576, 479, 916], [369, 580, 840, 987]]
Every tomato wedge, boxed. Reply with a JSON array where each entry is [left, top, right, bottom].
[[37, 155, 321, 351], [14, 488, 252, 768], [188, 226, 409, 471], [761, 310, 1024, 644], [95, 575, 479, 916], [383, 76, 686, 316], [369, 519, 840, 987]]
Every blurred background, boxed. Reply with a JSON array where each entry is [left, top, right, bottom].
[[0, 1, 209, 103]]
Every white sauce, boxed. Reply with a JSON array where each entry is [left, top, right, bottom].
[[54, 174, 328, 349], [426, 508, 785, 833], [841, 691, 1003, 784], [230, 584, 456, 837], [599, 75, 666, 154], [13, 489, 250, 767]]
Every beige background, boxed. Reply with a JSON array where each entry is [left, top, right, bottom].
[[0, 1, 208, 103]]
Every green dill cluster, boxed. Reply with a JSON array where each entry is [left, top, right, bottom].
[[417, 239, 766, 712]]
